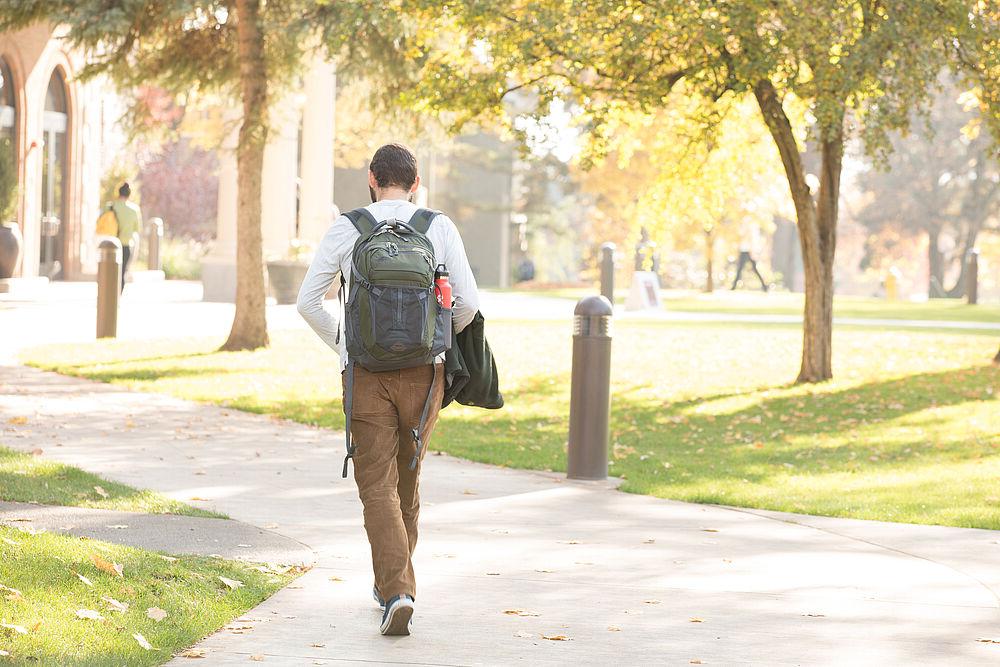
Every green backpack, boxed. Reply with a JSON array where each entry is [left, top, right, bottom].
[[339, 207, 452, 477]]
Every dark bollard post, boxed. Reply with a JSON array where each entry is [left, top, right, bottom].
[[147, 217, 163, 271], [966, 249, 979, 305], [599, 242, 616, 304], [97, 238, 122, 338], [568, 295, 613, 480]]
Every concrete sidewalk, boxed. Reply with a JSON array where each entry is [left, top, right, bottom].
[[0, 501, 313, 565], [2, 364, 999, 665]]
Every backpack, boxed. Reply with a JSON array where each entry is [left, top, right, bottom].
[[339, 207, 452, 478], [96, 204, 118, 237]]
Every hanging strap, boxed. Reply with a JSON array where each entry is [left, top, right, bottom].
[[342, 360, 356, 478], [409, 363, 441, 471]]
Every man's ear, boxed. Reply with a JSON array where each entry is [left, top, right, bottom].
[[410, 175, 421, 193], [368, 170, 379, 189]]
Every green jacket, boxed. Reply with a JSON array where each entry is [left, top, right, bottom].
[[443, 311, 503, 410]]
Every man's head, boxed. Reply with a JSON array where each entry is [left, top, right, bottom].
[[118, 182, 131, 199], [368, 143, 419, 202]]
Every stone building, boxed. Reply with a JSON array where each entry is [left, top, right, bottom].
[[0, 24, 126, 289]]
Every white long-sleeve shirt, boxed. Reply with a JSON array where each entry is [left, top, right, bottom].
[[296, 198, 480, 371]]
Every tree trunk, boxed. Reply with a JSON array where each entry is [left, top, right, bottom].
[[704, 229, 714, 293], [944, 224, 980, 299], [754, 79, 839, 383], [222, 0, 270, 351], [994, 345, 1000, 364], [927, 227, 944, 297]]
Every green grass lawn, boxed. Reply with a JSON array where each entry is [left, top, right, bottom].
[[0, 445, 223, 519], [0, 525, 296, 665], [22, 320, 1000, 529], [507, 287, 1000, 324]]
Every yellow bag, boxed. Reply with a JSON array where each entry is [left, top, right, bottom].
[[96, 206, 118, 237]]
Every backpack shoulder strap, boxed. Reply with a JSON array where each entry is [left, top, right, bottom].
[[344, 207, 380, 236], [408, 208, 440, 234]]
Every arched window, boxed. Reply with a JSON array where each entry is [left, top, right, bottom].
[[0, 57, 15, 159], [40, 68, 68, 278]]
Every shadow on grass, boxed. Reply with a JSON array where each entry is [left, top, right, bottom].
[[0, 447, 223, 518]]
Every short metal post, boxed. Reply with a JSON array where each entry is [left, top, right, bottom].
[[147, 217, 163, 271], [567, 295, 613, 480], [600, 242, 615, 304], [966, 249, 979, 305], [97, 238, 121, 338]]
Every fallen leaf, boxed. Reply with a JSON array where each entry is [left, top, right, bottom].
[[701, 528, 719, 533], [8, 416, 27, 425], [503, 609, 541, 617], [486, 572, 501, 576], [310, 643, 326, 648], [147, 607, 168, 622], [689, 618, 704, 623], [263, 523, 279, 529], [250, 655, 265, 661], [160, 555, 178, 562], [0, 583, 23, 601], [976, 638, 1000, 644], [541, 634, 572, 641], [462, 489, 478, 495], [30, 448, 44, 456], [534, 569, 554, 573], [178, 648, 207, 658], [608, 625, 621, 632], [558, 540, 580, 545], [75, 572, 94, 587], [237, 544, 252, 548], [1, 537, 19, 546], [219, 576, 244, 590], [690, 660, 704, 665], [802, 613, 825, 618], [93, 486, 110, 499], [0, 650, 9, 656], [102, 596, 129, 613], [643, 600, 661, 605], [0, 621, 28, 634], [643, 539, 655, 544], [133, 633, 153, 650], [189, 497, 211, 501], [106, 525, 129, 530], [91, 554, 123, 578], [328, 576, 343, 583], [76, 609, 104, 621]]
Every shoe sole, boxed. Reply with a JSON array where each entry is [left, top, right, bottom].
[[380, 600, 414, 636]]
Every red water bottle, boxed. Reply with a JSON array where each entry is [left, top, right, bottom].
[[434, 264, 451, 308]]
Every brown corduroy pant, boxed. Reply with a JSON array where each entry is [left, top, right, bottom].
[[344, 362, 445, 602]]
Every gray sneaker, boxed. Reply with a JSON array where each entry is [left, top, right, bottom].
[[380, 594, 414, 636], [373, 585, 385, 609]]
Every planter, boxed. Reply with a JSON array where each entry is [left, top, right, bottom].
[[267, 260, 309, 305], [0, 221, 22, 279]]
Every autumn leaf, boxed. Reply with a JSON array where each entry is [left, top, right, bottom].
[[643, 600, 661, 605], [690, 660, 704, 665], [91, 553, 123, 578], [178, 648, 207, 658], [160, 555, 178, 562], [0, 621, 28, 634], [541, 634, 572, 641], [976, 638, 1000, 644], [607, 625, 621, 632], [30, 448, 43, 456], [503, 609, 541, 617], [689, 617, 705, 623], [93, 486, 110, 499], [219, 576, 244, 590], [0, 583, 22, 601], [133, 633, 153, 650], [102, 597, 129, 613], [76, 609, 104, 621], [106, 524, 129, 530], [250, 655, 265, 661], [327, 576, 343, 583], [7, 416, 27, 425], [75, 572, 94, 587], [147, 607, 168, 622]]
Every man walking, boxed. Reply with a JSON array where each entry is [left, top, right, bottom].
[[297, 143, 480, 636], [111, 182, 142, 293]]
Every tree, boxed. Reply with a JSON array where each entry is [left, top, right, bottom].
[[856, 79, 999, 297], [412, 0, 1000, 382], [575, 95, 787, 292], [1, 1, 427, 350]]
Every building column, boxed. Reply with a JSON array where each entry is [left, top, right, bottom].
[[260, 92, 300, 259], [200, 108, 239, 302], [297, 58, 335, 245]]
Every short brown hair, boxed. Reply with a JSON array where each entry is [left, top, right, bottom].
[[370, 143, 418, 189]]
